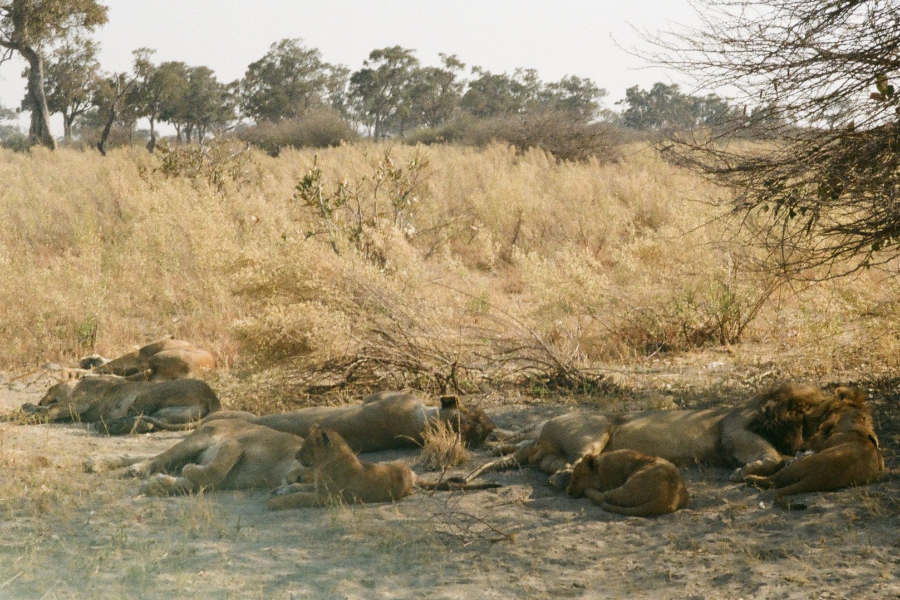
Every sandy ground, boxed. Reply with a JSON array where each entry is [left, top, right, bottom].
[[0, 362, 898, 599]]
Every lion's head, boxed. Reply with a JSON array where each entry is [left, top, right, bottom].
[[437, 395, 494, 448], [802, 388, 877, 452]]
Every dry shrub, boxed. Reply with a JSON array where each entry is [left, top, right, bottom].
[[4, 141, 900, 398], [419, 419, 469, 471], [149, 138, 260, 193], [237, 110, 359, 155], [409, 112, 623, 164]]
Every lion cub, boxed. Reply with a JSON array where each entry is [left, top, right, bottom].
[[566, 449, 690, 517], [268, 425, 415, 509]]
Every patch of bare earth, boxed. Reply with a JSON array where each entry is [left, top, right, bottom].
[[0, 350, 898, 599]]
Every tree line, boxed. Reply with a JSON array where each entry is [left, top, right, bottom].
[[0, 1, 733, 155]]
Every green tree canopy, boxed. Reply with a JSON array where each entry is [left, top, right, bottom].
[[38, 34, 102, 140], [349, 46, 419, 138], [0, 0, 108, 148], [240, 38, 343, 123]]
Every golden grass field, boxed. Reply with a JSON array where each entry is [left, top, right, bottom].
[[0, 142, 898, 598]]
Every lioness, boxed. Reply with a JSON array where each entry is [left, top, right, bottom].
[[109, 419, 307, 495], [268, 424, 415, 508], [81, 336, 216, 381], [745, 394, 884, 508], [22, 376, 220, 434], [205, 391, 494, 453], [480, 384, 862, 487], [566, 449, 690, 517]]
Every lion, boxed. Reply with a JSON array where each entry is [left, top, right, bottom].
[[80, 336, 216, 381], [93, 420, 498, 500], [21, 375, 220, 434], [744, 393, 884, 508], [566, 449, 690, 517], [100, 419, 307, 495], [204, 391, 495, 453], [477, 384, 864, 488], [268, 424, 416, 508]]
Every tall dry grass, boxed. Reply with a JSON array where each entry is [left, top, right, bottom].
[[2, 142, 900, 407]]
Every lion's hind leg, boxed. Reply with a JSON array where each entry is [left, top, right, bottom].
[[123, 430, 216, 479], [179, 440, 244, 489]]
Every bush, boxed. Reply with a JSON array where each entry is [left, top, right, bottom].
[[408, 111, 623, 163], [237, 110, 359, 155]]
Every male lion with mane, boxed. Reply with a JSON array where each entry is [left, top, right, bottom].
[[479, 384, 866, 488], [745, 388, 884, 508]]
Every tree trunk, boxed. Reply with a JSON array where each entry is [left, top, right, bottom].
[[147, 111, 157, 153], [97, 102, 116, 156], [19, 45, 57, 150]]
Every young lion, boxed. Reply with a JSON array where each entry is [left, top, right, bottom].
[[268, 425, 415, 509], [745, 399, 884, 509], [566, 449, 690, 517]]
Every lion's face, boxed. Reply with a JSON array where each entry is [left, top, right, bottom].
[[804, 406, 878, 452], [566, 455, 601, 499], [38, 380, 77, 407], [297, 425, 330, 467], [437, 395, 494, 448]]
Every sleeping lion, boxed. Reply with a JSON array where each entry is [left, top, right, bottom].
[[478, 384, 868, 488]]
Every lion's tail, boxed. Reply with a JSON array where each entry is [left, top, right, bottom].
[[417, 476, 502, 492]]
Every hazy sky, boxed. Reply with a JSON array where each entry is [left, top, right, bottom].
[[0, 0, 701, 133]]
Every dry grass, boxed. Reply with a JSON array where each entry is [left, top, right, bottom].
[[4, 142, 900, 408], [418, 419, 469, 472]]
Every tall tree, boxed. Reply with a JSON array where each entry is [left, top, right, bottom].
[[658, 0, 900, 277], [459, 67, 543, 118], [406, 53, 465, 129], [349, 46, 419, 138], [240, 38, 339, 123], [540, 75, 607, 122], [39, 35, 101, 141], [0, 0, 108, 149]]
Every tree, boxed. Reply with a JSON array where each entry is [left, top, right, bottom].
[[406, 53, 465, 128], [39, 35, 101, 141], [459, 67, 541, 118], [93, 71, 136, 155], [0, 0, 108, 149], [130, 50, 190, 152], [657, 0, 900, 277], [349, 46, 419, 138], [240, 38, 339, 123], [540, 75, 607, 122], [182, 65, 234, 141], [155, 64, 232, 143], [619, 82, 727, 130]]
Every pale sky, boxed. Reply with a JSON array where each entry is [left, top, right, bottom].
[[0, 0, 701, 134]]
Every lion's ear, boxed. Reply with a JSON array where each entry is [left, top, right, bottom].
[[586, 455, 598, 470], [440, 395, 460, 410], [321, 430, 330, 446]]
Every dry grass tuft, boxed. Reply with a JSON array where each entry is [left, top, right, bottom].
[[419, 419, 469, 471]]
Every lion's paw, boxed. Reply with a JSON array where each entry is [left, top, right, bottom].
[[548, 469, 573, 491], [138, 473, 182, 496]]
